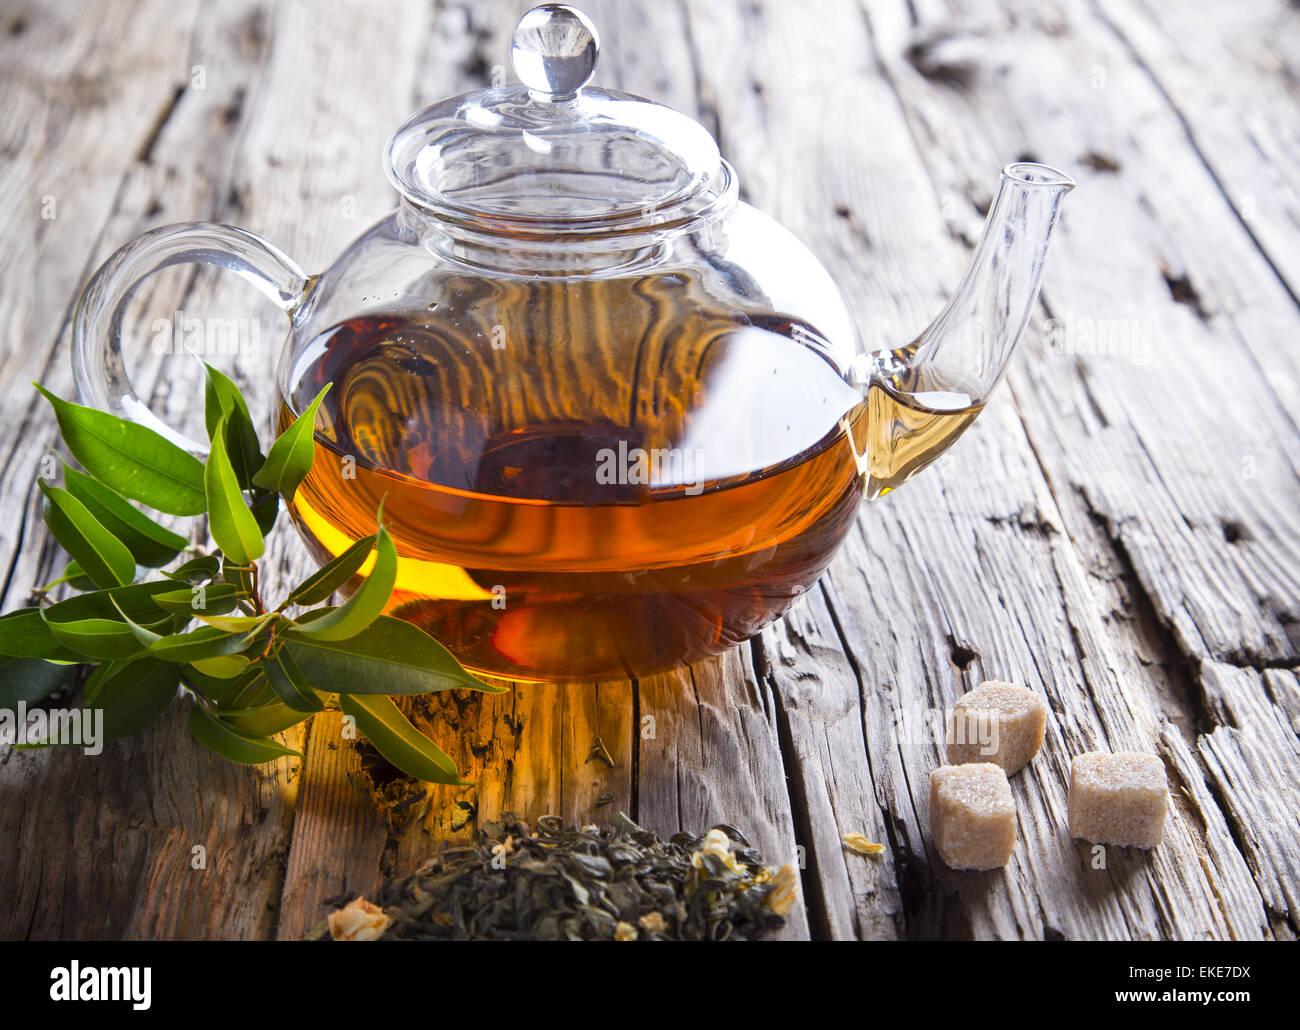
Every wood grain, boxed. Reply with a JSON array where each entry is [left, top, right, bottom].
[[0, 0, 1296, 940]]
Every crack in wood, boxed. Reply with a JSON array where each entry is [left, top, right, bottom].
[[136, 84, 188, 165], [1092, 0, 1300, 315]]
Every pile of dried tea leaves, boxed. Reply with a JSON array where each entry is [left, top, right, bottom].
[[308, 813, 797, 941]]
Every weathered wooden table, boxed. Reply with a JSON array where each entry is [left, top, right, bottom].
[[1, 0, 1297, 941]]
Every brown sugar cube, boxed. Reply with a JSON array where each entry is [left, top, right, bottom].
[[1068, 752, 1168, 849], [946, 681, 1047, 775], [929, 763, 1017, 870]]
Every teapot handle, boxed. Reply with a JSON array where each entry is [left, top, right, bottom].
[[71, 222, 308, 454]]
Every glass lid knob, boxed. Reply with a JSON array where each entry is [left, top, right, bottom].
[[510, 4, 600, 100]]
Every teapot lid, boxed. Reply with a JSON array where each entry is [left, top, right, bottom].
[[386, 4, 735, 239]]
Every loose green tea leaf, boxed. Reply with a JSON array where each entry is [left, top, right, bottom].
[[38, 481, 136, 589], [339, 693, 461, 784], [263, 646, 325, 713], [35, 385, 206, 515], [288, 533, 376, 606], [205, 416, 265, 564], [252, 384, 330, 500], [290, 525, 396, 642], [95, 658, 181, 741], [0, 607, 82, 660], [0, 657, 80, 708], [203, 364, 264, 489], [62, 465, 187, 567], [188, 704, 302, 764], [287, 614, 503, 695], [148, 624, 255, 664], [312, 815, 793, 942]]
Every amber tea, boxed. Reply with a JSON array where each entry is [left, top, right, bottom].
[[283, 272, 980, 680]]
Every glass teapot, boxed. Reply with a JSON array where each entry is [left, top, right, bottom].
[[71, 4, 1072, 682]]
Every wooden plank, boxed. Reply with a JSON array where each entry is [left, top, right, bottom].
[[637, 658, 813, 940], [757, 589, 905, 940], [0, 0, 320, 942], [1197, 662, 1300, 924], [1098, 0, 1300, 302], [860, 0, 1299, 934], [0, 702, 303, 940], [273, 712, 387, 941], [0, 0, 201, 631]]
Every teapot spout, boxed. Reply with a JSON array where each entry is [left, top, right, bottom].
[[856, 163, 1072, 497], [897, 162, 1073, 399]]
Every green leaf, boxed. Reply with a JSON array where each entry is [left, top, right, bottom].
[[202, 364, 255, 439], [202, 668, 272, 709], [38, 480, 136, 588], [262, 646, 324, 712], [202, 364, 264, 490], [153, 583, 245, 618], [83, 660, 123, 706], [187, 704, 302, 764], [291, 525, 396, 642], [250, 488, 279, 537], [147, 624, 254, 664], [194, 612, 273, 634], [94, 658, 181, 741], [219, 701, 313, 738], [42, 581, 178, 660], [204, 415, 265, 564], [0, 607, 82, 660], [288, 533, 376, 605], [189, 654, 252, 679], [62, 465, 187, 567], [42, 560, 97, 593], [199, 666, 317, 733], [221, 559, 257, 600], [339, 693, 462, 784], [287, 614, 504, 695], [112, 598, 163, 648], [35, 385, 206, 515], [164, 554, 220, 584], [0, 657, 80, 707], [252, 384, 330, 500], [43, 618, 147, 661]]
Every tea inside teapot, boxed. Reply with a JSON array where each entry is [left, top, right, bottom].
[[282, 269, 983, 681]]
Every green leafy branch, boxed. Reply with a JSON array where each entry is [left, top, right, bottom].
[[0, 367, 503, 782]]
